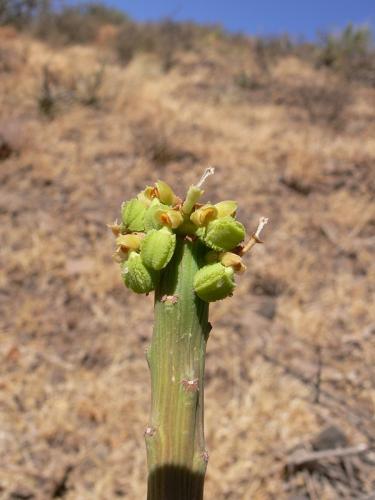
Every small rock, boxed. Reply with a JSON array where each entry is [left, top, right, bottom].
[[312, 425, 348, 451]]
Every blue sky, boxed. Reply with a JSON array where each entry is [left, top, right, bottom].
[[96, 0, 374, 40]]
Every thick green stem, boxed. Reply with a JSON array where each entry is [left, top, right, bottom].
[[146, 237, 210, 500]]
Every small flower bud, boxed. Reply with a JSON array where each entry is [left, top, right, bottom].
[[215, 200, 237, 218], [155, 180, 179, 206], [198, 216, 245, 251], [121, 252, 158, 294], [182, 185, 203, 215], [121, 199, 147, 232], [140, 227, 176, 270], [190, 204, 218, 227], [182, 167, 215, 214], [194, 263, 235, 302]]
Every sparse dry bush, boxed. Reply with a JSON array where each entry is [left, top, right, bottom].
[[33, 2, 130, 45], [234, 71, 265, 91], [37, 65, 58, 117], [35, 6, 98, 44], [317, 24, 375, 84], [0, 0, 38, 27], [132, 122, 198, 166], [149, 20, 201, 72], [252, 35, 295, 75], [71, 64, 106, 107], [114, 20, 202, 70], [132, 124, 180, 165], [234, 36, 314, 95], [252, 38, 272, 76], [148, 20, 181, 72], [258, 34, 294, 57], [274, 79, 352, 130], [36, 62, 108, 116], [78, 2, 129, 26], [294, 81, 352, 130], [114, 20, 142, 65]]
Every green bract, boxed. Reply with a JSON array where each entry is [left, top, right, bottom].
[[140, 227, 176, 270], [121, 252, 158, 294], [197, 216, 245, 251], [193, 262, 235, 302], [121, 198, 147, 232]]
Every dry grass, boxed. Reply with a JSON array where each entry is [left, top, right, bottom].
[[1, 28, 374, 499]]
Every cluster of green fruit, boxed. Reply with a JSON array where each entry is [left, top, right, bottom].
[[110, 178, 249, 302]]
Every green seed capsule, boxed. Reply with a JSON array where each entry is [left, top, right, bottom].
[[144, 199, 170, 231], [121, 199, 147, 232], [140, 227, 176, 270], [121, 252, 158, 294], [194, 263, 235, 302], [198, 216, 245, 251]]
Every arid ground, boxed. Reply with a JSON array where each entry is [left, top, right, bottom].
[[1, 21, 375, 499]]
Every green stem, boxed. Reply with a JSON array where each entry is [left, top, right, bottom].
[[146, 237, 210, 500]]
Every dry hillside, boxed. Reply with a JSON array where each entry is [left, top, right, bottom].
[[0, 23, 375, 499]]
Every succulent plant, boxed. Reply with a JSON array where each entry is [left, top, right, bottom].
[[110, 169, 268, 499]]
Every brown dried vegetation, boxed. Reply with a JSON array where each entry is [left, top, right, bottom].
[[0, 21, 374, 500]]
